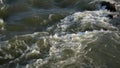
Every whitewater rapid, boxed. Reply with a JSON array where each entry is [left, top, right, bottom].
[[0, 0, 120, 68]]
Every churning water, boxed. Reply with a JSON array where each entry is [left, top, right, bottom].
[[0, 0, 120, 68]]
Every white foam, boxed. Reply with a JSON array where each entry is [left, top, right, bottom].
[[54, 10, 115, 33]]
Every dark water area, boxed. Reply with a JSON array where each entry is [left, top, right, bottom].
[[0, 0, 120, 68]]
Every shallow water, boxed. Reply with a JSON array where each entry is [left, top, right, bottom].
[[0, 0, 120, 68]]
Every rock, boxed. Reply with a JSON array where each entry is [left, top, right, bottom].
[[100, 1, 117, 12]]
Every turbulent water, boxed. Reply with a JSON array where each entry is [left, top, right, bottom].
[[0, 0, 120, 68]]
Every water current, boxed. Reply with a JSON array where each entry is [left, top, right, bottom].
[[0, 0, 120, 68]]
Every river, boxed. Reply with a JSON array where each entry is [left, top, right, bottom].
[[0, 0, 120, 68]]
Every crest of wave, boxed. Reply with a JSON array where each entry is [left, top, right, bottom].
[[0, 31, 120, 68], [26, 31, 120, 68], [51, 10, 117, 34]]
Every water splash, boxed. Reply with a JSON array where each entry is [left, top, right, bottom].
[[49, 10, 117, 34]]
